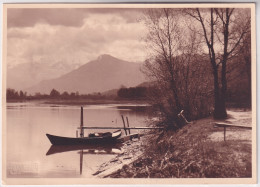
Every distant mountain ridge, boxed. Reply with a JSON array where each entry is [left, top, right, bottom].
[[7, 60, 80, 90], [25, 54, 146, 94]]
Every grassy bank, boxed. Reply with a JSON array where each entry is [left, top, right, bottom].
[[107, 113, 252, 178]]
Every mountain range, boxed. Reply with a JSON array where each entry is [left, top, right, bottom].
[[23, 54, 146, 94], [7, 60, 80, 91]]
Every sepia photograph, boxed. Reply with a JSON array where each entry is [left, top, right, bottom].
[[2, 3, 256, 185]]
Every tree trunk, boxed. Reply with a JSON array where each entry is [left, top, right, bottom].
[[244, 55, 251, 106], [219, 55, 228, 119], [212, 65, 227, 119], [214, 96, 227, 119]]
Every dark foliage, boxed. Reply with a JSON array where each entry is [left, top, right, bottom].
[[6, 88, 27, 100], [6, 88, 110, 101], [117, 87, 148, 99]]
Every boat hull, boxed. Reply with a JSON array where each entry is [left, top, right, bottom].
[[46, 130, 121, 145]]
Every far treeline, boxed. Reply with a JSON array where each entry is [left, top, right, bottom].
[[7, 74, 249, 108], [6, 86, 150, 101]]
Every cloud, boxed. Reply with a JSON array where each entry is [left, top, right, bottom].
[[8, 9, 85, 28], [7, 9, 147, 68], [7, 8, 144, 28]]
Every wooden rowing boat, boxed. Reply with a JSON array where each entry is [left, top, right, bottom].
[[46, 130, 122, 145]]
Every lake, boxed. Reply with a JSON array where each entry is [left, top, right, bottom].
[[5, 101, 151, 178]]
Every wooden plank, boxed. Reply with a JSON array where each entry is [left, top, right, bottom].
[[117, 133, 140, 142], [215, 123, 252, 129], [78, 126, 164, 130], [214, 122, 251, 142]]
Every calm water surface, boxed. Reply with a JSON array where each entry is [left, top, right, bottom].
[[6, 102, 150, 178]]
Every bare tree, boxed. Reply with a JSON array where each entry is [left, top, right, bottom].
[[142, 9, 212, 129], [239, 29, 251, 95], [225, 27, 251, 107], [186, 8, 250, 119]]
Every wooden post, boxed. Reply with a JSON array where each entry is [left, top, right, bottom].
[[224, 127, 226, 141], [126, 116, 131, 134], [121, 115, 127, 135], [80, 106, 84, 137]]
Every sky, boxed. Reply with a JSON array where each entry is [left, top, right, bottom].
[[7, 8, 147, 68]]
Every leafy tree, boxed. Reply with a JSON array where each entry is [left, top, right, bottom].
[[19, 91, 24, 98], [61, 91, 69, 99], [70, 92, 76, 98], [6, 88, 27, 100], [50, 89, 60, 98], [6, 88, 18, 100]]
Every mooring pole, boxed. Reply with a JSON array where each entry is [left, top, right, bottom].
[[121, 115, 128, 135], [80, 106, 84, 137], [126, 116, 131, 134]]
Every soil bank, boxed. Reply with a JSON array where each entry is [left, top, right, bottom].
[[94, 109, 252, 178]]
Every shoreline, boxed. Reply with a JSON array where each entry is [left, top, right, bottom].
[[93, 135, 147, 178], [6, 98, 150, 106], [94, 109, 252, 178]]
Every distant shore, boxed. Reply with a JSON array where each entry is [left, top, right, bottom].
[[6, 98, 150, 106]]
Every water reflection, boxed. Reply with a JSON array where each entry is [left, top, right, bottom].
[[116, 105, 153, 117], [46, 144, 123, 156], [7, 102, 149, 178], [46, 144, 123, 175]]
